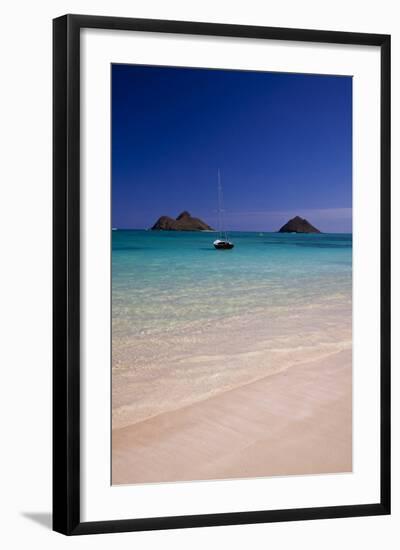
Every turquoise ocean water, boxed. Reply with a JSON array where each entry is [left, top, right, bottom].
[[112, 230, 352, 337], [112, 230, 352, 427]]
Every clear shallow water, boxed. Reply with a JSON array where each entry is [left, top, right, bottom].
[[112, 230, 352, 338], [112, 230, 352, 427]]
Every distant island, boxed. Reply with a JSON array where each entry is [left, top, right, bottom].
[[278, 216, 321, 234], [151, 211, 214, 231]]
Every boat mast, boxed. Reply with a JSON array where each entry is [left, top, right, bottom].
[[217, 169, 228, 241]]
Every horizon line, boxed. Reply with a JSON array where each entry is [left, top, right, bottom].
[[112, 228, 353, 234]]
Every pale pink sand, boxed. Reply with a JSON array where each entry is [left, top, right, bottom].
[[112, 349, 352, 485]]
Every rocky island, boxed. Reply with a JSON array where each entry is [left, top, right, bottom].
[[151, 211, 214, 231], [278, 216, 321, 234]]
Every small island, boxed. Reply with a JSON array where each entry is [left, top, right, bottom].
[[151, 211, 214, 231], [278, 216, 321, 234]]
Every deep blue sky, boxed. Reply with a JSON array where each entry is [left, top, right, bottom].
[[112, 64, 352, 232]]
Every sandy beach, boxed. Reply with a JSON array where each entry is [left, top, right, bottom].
[[112, 348, 352, 484]]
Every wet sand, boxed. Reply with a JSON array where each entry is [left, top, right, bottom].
[[112, 348, 352, 485]]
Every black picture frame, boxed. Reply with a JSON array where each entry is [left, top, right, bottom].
[[53, 14, 391, 536]]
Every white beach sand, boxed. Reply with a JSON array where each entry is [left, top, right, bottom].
[[112, 344, 351, 484]]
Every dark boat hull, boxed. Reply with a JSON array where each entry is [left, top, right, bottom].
[[214, 242, 234, 250]]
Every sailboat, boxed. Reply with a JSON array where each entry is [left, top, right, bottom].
[[213, 170, 234, 250]]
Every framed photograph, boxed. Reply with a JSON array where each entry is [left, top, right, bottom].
[[53, 14, 390, 535]]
